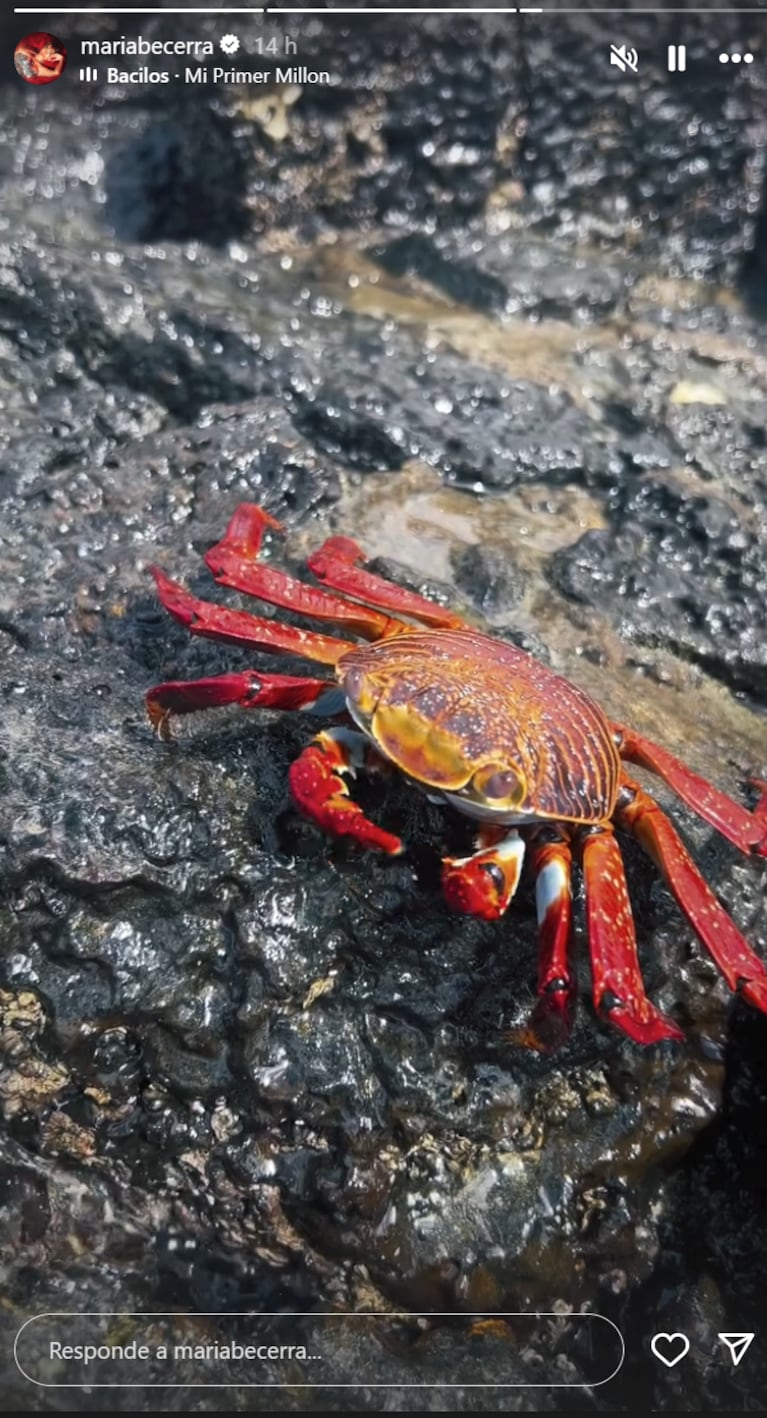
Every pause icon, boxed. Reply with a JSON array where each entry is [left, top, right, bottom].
[[667, 44, 686, 72]]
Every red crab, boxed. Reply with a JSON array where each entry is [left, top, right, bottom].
[[146, 503, 767, 1047]]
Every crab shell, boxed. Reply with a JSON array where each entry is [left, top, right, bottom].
[[339, 629, 620, 826]]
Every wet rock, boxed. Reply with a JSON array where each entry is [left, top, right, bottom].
[[664, 401, 767, 491], [609, 1008, 767, 1412], [549, 474, 767, 702], [291, 395, 408, 474], [513, 16, 762, 286], [450, 543, 527, 614], [105, 115, 250, 245], [371, 234, 509, 315], [293, 335, 625, 495], [438, 385, 622, 493], [372, 230, 629, 324]]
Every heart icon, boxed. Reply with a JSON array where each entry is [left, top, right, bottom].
[[651, 1332, 690, 1368]]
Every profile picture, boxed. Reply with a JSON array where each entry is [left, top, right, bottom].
[[14, 32, 68, 85]]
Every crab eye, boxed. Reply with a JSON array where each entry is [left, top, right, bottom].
[[483, 770, 520, 799], [480, 861, 506, 891], [471, 764, 525, 806]]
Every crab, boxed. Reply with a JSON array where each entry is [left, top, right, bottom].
[[146, 503, 767, 1047]]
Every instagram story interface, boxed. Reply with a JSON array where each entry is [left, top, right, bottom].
[[3, 3, 767, 1413]]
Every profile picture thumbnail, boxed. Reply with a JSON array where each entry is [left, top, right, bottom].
[[14, 32, 68, 85]]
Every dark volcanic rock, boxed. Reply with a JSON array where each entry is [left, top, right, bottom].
[[450, 543, 527, 614], [370, 234, 510, 314], [549, 473, 767, 702], [105, 114, 251, 245]]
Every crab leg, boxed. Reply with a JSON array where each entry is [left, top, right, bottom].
[[307, 535, 467, 629], [615, 777, 767, 1016], [288, 727, 404, 855], [146, 671, 335, 739], [442, 826, 576, 1050], [579, 824, 684, 1044], [204, 503, 413, 639], [149, 567, 352, 665], [525, 828, 577, 1050], [613, 721, 767, 858], [441, 827, 525, 919]]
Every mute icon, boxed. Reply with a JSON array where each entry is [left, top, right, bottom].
[[718, 1333, 754, 1367], [609, 44, 639, 74]]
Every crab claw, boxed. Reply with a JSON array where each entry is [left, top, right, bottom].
[[288, 728, 404, 856], [442, 831, 525, 921]]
